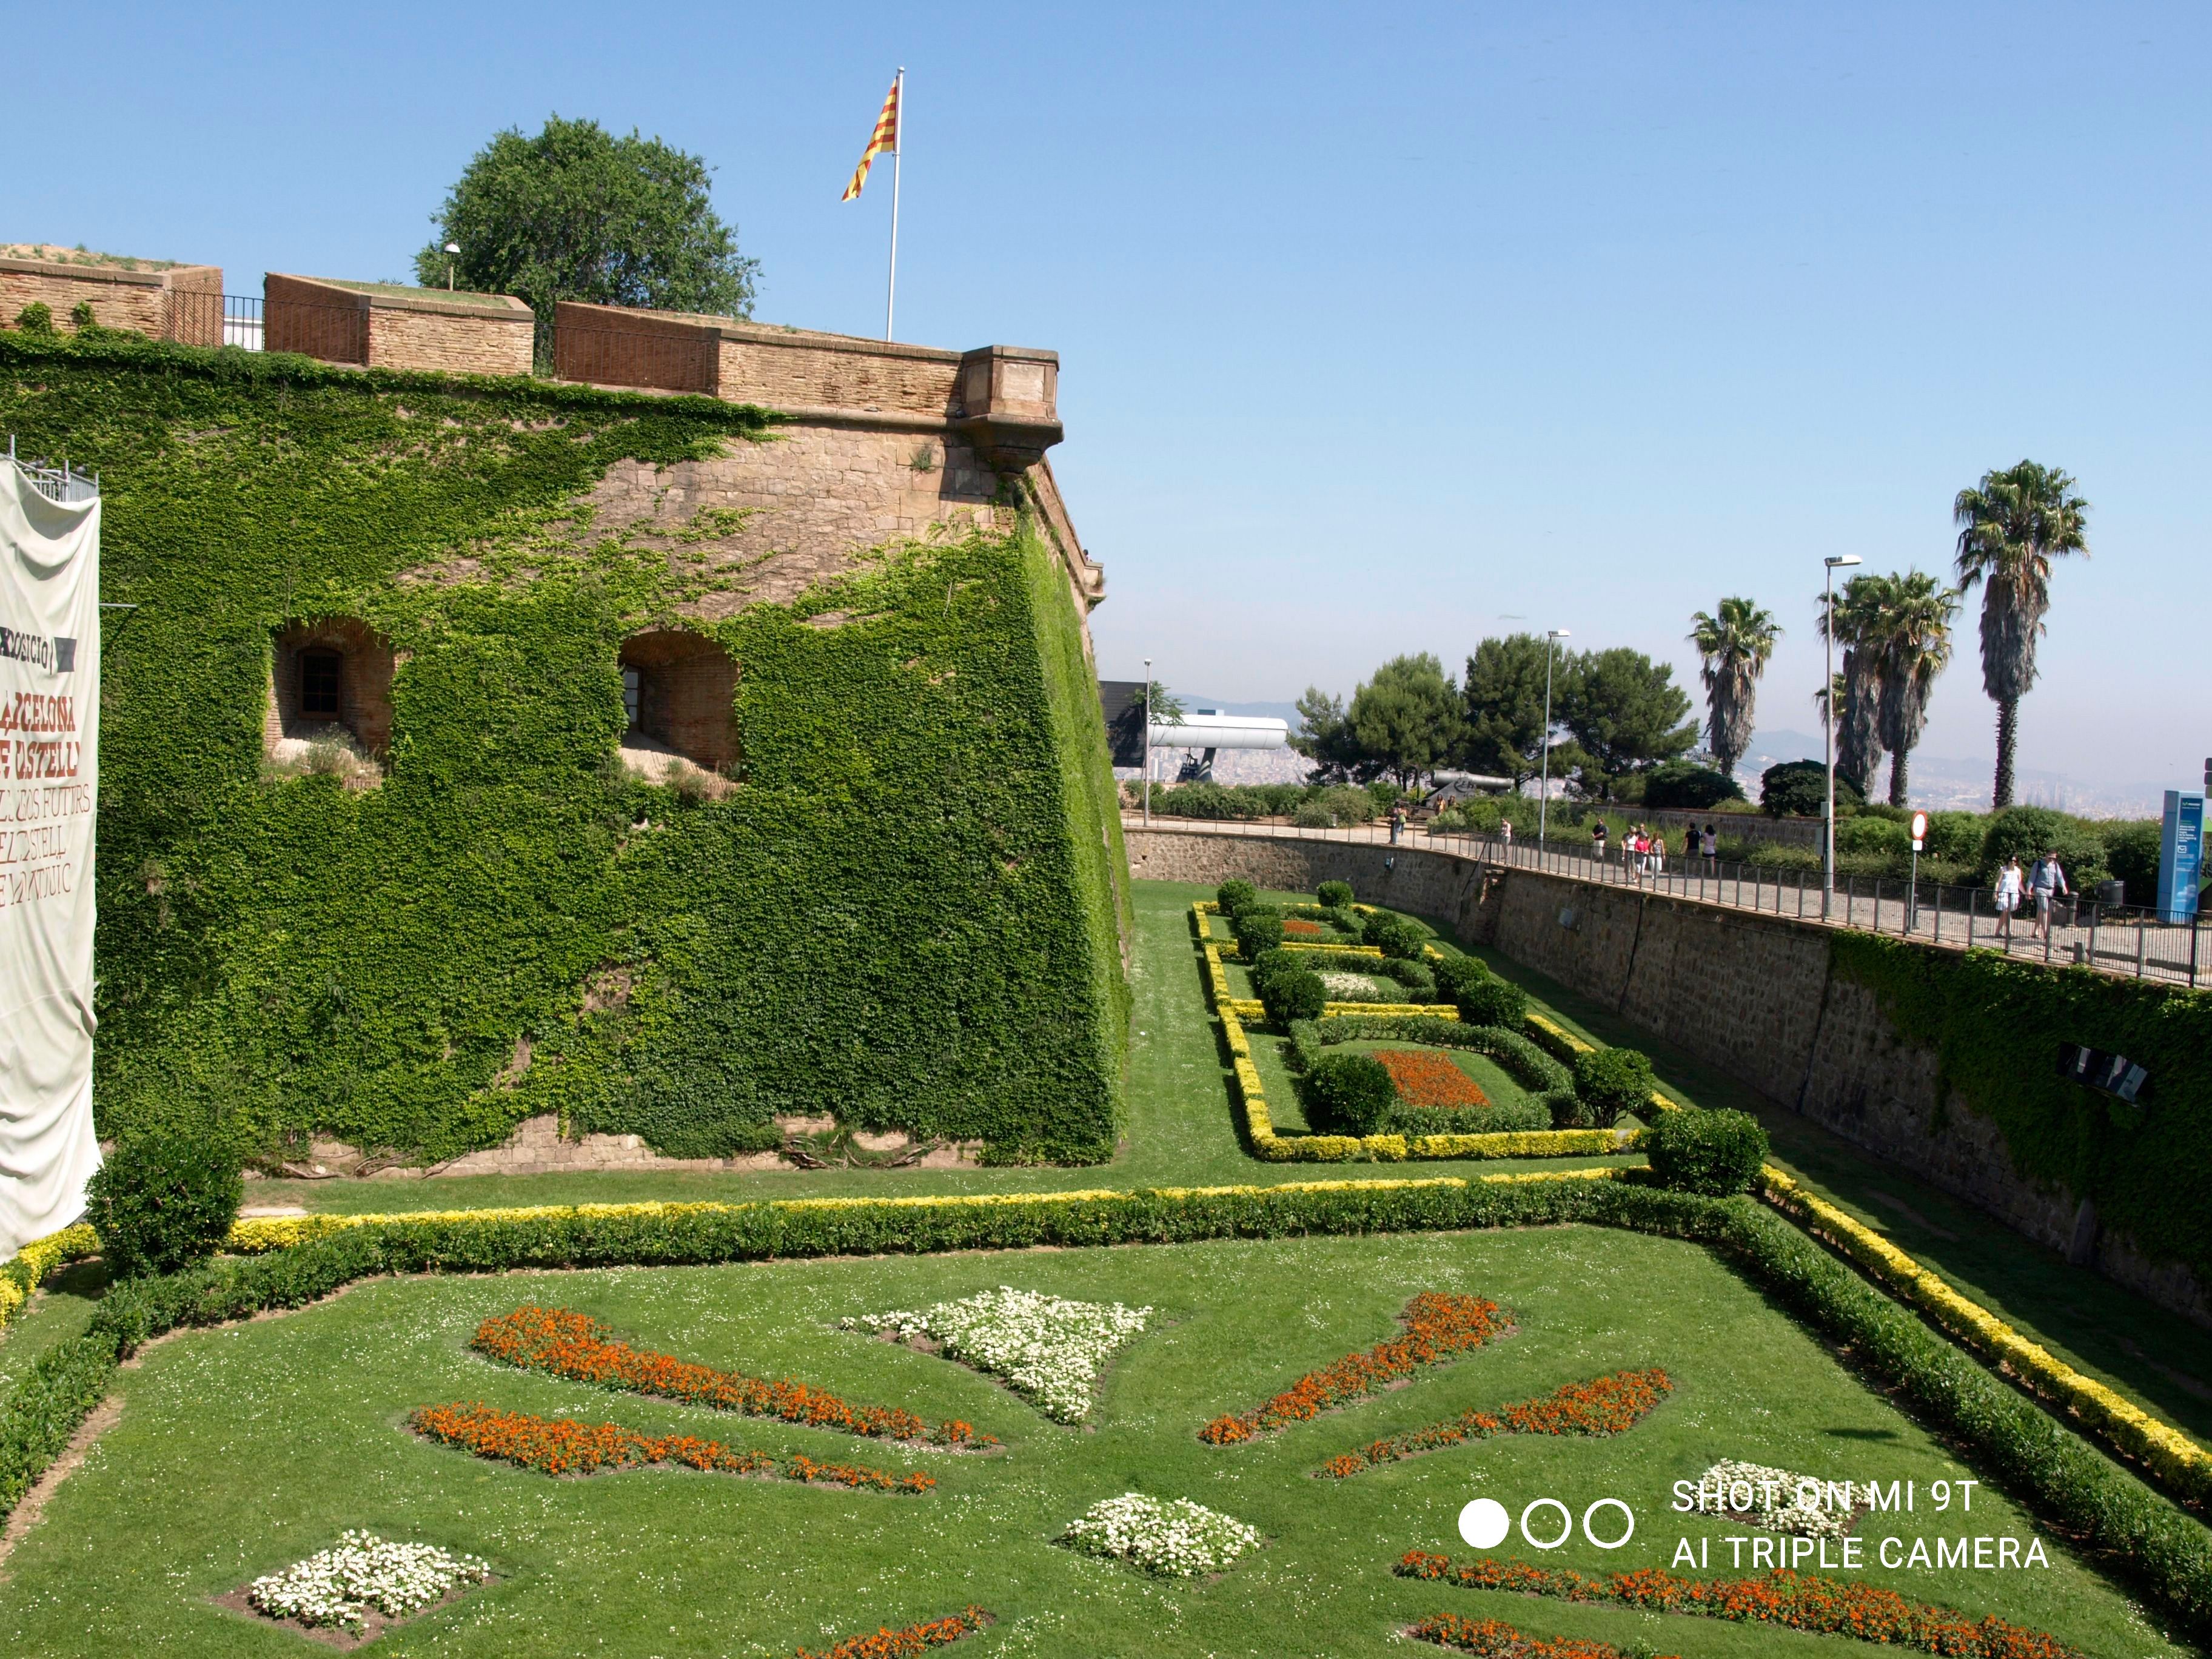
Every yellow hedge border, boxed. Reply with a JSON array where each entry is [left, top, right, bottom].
[[1760, 1166, 2212, 1506]]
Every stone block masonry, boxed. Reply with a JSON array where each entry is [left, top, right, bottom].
[[265, 274, 533, 377], [1125, 825, 2212, 1327]]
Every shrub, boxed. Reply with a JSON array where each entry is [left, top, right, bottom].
[[1155, 781, 1264, 820], [1644, 1107, 1769, 1195], [1746, 842, 1823, 874], [1643, 761, 1744, 810], [1316, 880, 1353, 908], [1215, 879, 1258, 917], [1569, 1047, 1657, 1129], [1761, 760, 1859, 819], [1453, 974, 1526, 1030], [1305, 1053, 1398, 1135], [69, 301, 98, 331], [1979, 806, 2108, 886], [84, 1133, 244, 1279], [1835, 814, 1910, 857], [1233, 908, 1284, 958], [1922, 810, 1983, 864], [12, 303, 54, 335], [1309, 786, 1378, 827], [2101, 820, 2163, 906], [1290, 801, 1335, 828], [1362, 913, 1424, 960], [1431, 954, 1491, 1002]]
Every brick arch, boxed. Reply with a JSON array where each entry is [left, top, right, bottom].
[[618, 629, 739, 773], [266, 616, 395, 756]]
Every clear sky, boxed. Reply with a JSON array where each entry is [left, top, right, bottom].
[[7, 2, 2205, 807]]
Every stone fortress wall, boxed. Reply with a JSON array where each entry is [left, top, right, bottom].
[[1125, 826, 2212, 1329]]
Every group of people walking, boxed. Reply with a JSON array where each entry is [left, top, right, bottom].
[[1587, 820, 1723, 881], [1993, 848, 2071, 939]]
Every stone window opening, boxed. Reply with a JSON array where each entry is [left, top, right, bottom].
[[617, 630, 740, 791], [264, 617, 395, 787]]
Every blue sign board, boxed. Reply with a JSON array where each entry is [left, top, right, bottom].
[[2157, 790, 2204, 924]]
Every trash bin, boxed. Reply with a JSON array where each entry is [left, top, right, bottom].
[[2096, 879, 2125, 908]]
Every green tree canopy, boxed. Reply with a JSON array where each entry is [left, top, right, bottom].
[[1348, 653, 1464, 789], [418, 115, 761, 366], [1290, 688, 1372, 783], [1461, 633, 1562, 790], [1555, 647, 1696, 799], [1687, 597, 1780, 782]]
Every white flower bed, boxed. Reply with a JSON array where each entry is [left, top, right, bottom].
[[1697, 1461, 1854, 1538], [843, 1285, 1149, 1423], [1319, 972, 1387, 1000], [248, 1531, 490, 1629], [1061, 1492, 1261, 1577]]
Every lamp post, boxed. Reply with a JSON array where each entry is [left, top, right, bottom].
[[1822, 555, 1862, 919], [1142, 658, 1153, 828], [1537, 629, 1570, 853], [444, 242, 460, 291]]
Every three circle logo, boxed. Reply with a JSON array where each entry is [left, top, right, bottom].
[[1458, 1496, 1635, 1550]]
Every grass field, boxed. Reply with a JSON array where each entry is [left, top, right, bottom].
[[4, 877, 2209, 1657], [1, 1229, 2187, 1659]]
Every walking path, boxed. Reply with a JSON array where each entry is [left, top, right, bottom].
[[1124, 814, 2208, 988]]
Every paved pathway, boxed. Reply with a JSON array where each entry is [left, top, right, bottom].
[[1123, 815, 2207, 988]]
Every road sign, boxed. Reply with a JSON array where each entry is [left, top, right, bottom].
[[1910, 811, 1927, 852]]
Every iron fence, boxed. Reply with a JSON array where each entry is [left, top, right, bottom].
[[1123, 813, 2207, 988], [5, 435, 98, 501]]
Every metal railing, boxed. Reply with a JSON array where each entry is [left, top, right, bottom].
[[1123, 814, 2207, 988], [5, 435, 98, 501]]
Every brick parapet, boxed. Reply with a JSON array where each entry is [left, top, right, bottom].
[[267, 274, 532, 375], [0, 255, 222, 345]]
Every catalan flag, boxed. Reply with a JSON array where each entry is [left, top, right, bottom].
[[840, 73, 902, 202]]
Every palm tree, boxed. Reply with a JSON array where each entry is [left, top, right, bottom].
[[1953, 461, 2090, 809], [1814, 575, 1887, 797], [1865, 571, 1959, 807], [1688, 598, 1781, 784]]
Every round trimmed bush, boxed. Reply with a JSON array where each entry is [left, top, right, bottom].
[[1362, 914, 1424, 960], [1643, 1107, 1769, 1195], [1216, 879, 1258, 917], [1258, 964, 1327, 1025], [1453, 974, 1527, 1030], [1431, 954, 1491, 1002], [1316, 880, 1354, 908], [1570, 1046, 1657, 1130], [1233, 908, 1284, 959], [1306, 1053, 1397, 1135], [85, 1131, 244, 1279]]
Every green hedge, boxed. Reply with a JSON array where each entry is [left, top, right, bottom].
[[1832, 935, 2212, 1286], [5, 1181, 2208, 1635], [0, 330, 1123, 1165], [1303, 1013, 1576, 1128]]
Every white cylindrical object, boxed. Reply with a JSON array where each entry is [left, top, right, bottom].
[[1148, 712, 1289, 751]]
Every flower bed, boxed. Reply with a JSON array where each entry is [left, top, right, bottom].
[[1320, 971, 1390, 1002], [409, 1402, 934, 1492], [791, 1606, 991, 1658], [1373, 1048, 1491, 1109], [1317, 1369, 1671, 1477], [842, 1285, 1149, 1424], [1283, 917, 1326, 939], [245, 1529, 489, 1632], [1407, 1614, 1681, 1659], [1695, 1458, 1853, 1538], [1059, 1492, 1260, 1576], [1199, 1292, 1507, 1443], [1393, 1555, 2084, 1658], [471, 1307, 993, 1447]]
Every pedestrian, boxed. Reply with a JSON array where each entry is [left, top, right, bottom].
[[2028, 847, 2070, 940], [1652, 831, 1666, 877], [1994, 854, 2025, 939], [1500, 817, 1514, 859], [1592, 821, 1607, 864], [1389, 804, 1405, 845], [1703, 824, 1720, 870]]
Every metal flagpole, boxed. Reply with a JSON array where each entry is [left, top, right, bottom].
[[885, 68, 903, 341]]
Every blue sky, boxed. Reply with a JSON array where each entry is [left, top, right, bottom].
[[7, 2, 2205, 806]]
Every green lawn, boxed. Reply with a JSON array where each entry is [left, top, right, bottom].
[[0, 1228, 2184, 1659]]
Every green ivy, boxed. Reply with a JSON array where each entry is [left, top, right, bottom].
[[0, 330, 1124, 1163], [1831, 934, 2212, 1284]]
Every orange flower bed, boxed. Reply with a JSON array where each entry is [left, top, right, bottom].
[[471, 1307, 993, 1449], [1373, 1048, 1490, 1108], [791, 1606, 991, 1658], [1409, 1614, 1679, 1658], [1199, 1292, 1507, 1444], [409, 1403, 935, 1493], [1394, 1557, 2083, 1659], [1282, 917, 1326, 938], [1319, 1369, 1671, 1477]]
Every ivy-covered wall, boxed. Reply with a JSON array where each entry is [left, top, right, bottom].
[[1831, 934, 2212, 1286], [0, 332, 1125, 1163]]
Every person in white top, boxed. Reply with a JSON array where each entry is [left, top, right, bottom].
[[1993, 855, 2025, 938]]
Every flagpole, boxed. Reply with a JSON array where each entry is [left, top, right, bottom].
[[885, 67, 903, 341]]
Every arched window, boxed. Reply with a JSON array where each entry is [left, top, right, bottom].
[[618, 631, 739, 776], [266, 618, 396, 771]]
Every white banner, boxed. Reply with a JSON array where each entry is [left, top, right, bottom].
[[0, 460, 101, 1257]]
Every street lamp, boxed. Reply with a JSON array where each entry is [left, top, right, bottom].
[[444, 243, 460, 291], [1822, 555, 1862, 919], [1142, 658, 1153, 828], [1537, 629, 1570, 854]]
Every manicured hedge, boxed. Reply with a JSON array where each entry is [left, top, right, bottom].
[[0, 330, 1125, 1166], [4, 1179, 2208, 1635], [1304, 1014, 1578, 1127]]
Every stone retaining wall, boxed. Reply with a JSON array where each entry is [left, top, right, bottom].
[[1126, 825, 2212, 1327]]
